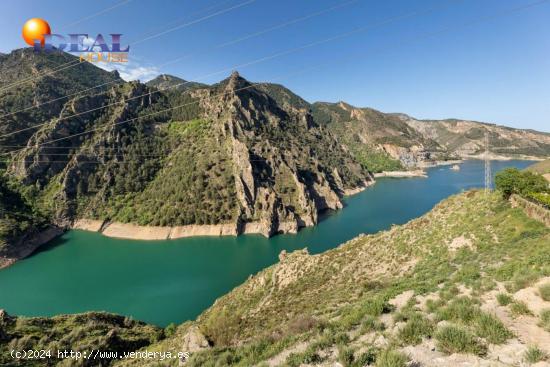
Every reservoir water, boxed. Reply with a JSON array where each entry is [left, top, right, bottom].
[[0, 160, 534, 326]]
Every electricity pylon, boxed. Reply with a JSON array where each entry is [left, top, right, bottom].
[[484, 131, 491, 194]]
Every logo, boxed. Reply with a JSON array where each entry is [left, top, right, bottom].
[[22, 18, 129, 63]]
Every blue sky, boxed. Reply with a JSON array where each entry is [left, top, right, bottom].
[[1, 0, 549, 131]]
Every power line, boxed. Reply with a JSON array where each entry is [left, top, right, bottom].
[[2, 0, 548, 160], [0, 1, 134, 93], [60, 0, 134, 30], [0, 0, 461, 140], [0, 0, 257, 94], [0, 0, 359, 121], [484, 131, 492, 194], [0, 80, 119, 119], [128, 0, 236, 43], [139, 0, 361, 69], [132, 0, 257, 46]]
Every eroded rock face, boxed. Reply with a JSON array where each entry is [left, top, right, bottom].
[[195, 72, 370, 236], [182, 326, 210, 353], [5, 69, 371, 241], [381, 143, 431, 168]]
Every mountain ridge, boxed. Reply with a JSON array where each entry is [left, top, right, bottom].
[[0, 49, 549, 267], [0, 53, 372, 266]]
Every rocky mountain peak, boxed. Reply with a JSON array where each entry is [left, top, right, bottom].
[[225, 70, 250, 91], [146, 74, 207, 91]]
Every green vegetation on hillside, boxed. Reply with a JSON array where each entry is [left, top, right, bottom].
[[256, 83, 311, 110], [351, 146, 404, 173], [162, 190, 548, 366], [0, 311, 162, 366], [97, 119, 239, 226], [0, 174, 46, 251], [495, 168, 549, 207], [0, 49, 122, 151], [310, 102, 438, 171], [2, 190, 549, 366]]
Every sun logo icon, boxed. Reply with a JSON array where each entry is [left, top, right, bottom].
[[22, 18, 51, 46]]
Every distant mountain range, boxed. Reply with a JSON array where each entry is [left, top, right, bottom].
[[0, 48, 549, 266]]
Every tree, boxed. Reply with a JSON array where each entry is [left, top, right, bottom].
[[495, 168, 549, 199], [495, 168, 521, 198]]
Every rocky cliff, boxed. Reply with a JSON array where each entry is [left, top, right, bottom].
[[1, 47, 549, 264], [399, 114, 550, 160], [310, 102, 550, 171], [0, 49, 372, 264]]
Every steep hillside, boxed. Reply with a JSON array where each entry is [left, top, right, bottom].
[[0, 49, 371, 265], [2, 190, 549, 366], [128, 190, 550, 367], [311, 102, 447, 171], [255, 83, 311, 111], [73, 72, 371, 236], [0, 48, 122, 151], [401, 115, 550, 160], [0, 174, 59, 268], [9, 80, 172, 225], [312, 104, 550, 171]]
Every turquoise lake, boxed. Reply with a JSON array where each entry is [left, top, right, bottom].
[[0, 160, 534, 326]]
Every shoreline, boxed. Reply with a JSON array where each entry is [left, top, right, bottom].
[[0, 226, 63, 270], [1, 182, 374, 268], [73, 182, 375, 241], [374, 159, 469, 178], [2, 156, 544, 265], [422, 159, 464, 166], [374, 170, 427, 178], [463, 154, 545, 162]]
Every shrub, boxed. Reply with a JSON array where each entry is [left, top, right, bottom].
[[360, 315, 385, 333], [285, 346, 322, 367], [164, 323, 177, 337], [425, 298, 444, 313], [439, 284, 460, 301], [512, 271, 540, 291], [527, 192, 550, 208], [473, 312, 512, 344], [287, 315, 318, 334], [496, 293, 513, 306], [539, 309, 550, 331], [201, 308, 241, 346], [334, 332, 350, 345], [356, 347, 378, 366], [510, 301, 533, 317], [398, 314, 434, 345], [375, 349, 407, 367], [538, 283, 550, 302], [363, 297, 393, 317], [436, 297, 479, 323], [338, 346, 355, 367], [524, 346, 548, 364], [495, 168, 549, 199], [435, 325, 487, 356]]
